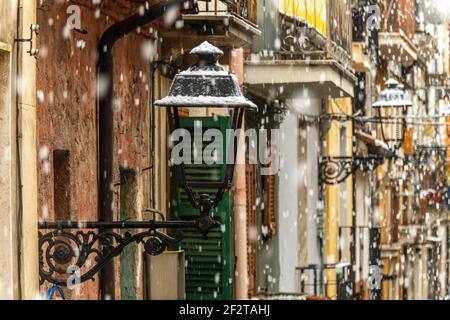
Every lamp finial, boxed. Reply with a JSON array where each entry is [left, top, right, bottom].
[[190, 41, 224, 65]]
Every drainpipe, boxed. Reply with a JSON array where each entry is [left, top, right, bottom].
[[324, 100, 339, 299], [15, 0, 39, 300], [97, 0, 186, 300], [229, 47, 249, 299]]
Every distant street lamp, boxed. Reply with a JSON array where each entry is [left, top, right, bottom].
[[38, 41, 256, 287], [373, 79, 413, 155], [320, 79, 412, 185]]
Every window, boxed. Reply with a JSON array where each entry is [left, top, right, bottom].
[[390, 184, 400, 243], [53, 149, 71, 220]]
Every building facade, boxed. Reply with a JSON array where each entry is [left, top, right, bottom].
[[0, 0, 39, 300], [0, 0, 449, 300]]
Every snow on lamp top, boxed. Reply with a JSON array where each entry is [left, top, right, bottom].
[[190, 41, 224, 65], [154, 41, 257, 110], [373, 79, 413, 108]]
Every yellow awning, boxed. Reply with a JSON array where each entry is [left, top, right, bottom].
[[278, 0, 327, 36]]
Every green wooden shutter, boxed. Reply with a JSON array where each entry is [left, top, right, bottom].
[[171, 116, 233, 300]]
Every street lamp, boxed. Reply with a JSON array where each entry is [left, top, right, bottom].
[[38, 41, 256, 287], [373, 79, 413, 155], [367, 79, 412, 300], [155, 41, 257, 235], [320, 79, 412, 185]]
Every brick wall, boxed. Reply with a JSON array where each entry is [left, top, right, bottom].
[[380, 0, 416, 39], [36, 0, 156, 299]]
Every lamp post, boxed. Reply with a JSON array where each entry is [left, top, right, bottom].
[[318, 79, 413, 300], [38, 41, 256, 287], [369, 79, 412, 300]]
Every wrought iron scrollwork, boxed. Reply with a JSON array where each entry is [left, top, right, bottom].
[[39, 227, 182, 286], [320, 156, 385, 185], [239, 0, 249, 20], [38, 216, 217, 287], [320, 157, 355, 185]]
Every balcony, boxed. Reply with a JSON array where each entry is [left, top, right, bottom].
[[378, 0, 418, 65], [244, 0, 356, 99], [161, 0, 261, 48], [275, 0, 352, 67], [296, 263, 354, 300], [244, 59, 356, 99], [378, 32, 418, 66]]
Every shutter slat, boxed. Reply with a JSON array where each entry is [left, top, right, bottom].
[[171, 116, 233, 300], [245, 159, 257, 298]]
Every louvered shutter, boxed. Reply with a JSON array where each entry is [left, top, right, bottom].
[[390, 184, 399, 242], [171, 116, 233, 300], [262, 174, 278, 238], [245, 160, 257, 297]]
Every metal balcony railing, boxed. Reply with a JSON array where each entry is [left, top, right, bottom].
[[328, 0, 352, 55], [184, 0, 257, 26], [296, 263, 354, 300], [380, 0, 416, 40], [276, 0, 353, 69], [352, 0, 379, 52]]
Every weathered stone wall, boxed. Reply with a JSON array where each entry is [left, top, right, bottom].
[[0, 0, 19, 300], [36, 0, 154, 299]]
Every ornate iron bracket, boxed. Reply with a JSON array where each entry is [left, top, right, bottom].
[[38, 217, 219, 287], [320, 156, 386, 185]]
